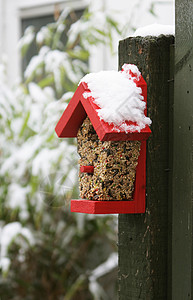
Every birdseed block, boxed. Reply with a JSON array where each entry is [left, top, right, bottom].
[[77, 117, 141, 201]]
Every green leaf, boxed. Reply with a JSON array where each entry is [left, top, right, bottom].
[[95, 28, 107, 37], [107, 16, 122, 35], [149, 3, 157, 17], [38, 75, 55, 88], [20, 43, 32, 57], [19, 111, 30, 138], [67, 49, 89, 61], [63, 275, 87, 300]]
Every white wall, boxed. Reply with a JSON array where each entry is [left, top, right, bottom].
[[0, 0, 174, 86], [106, 0, 174, 29], [0, 0, 21, 85], [96, 0, 175, 71]]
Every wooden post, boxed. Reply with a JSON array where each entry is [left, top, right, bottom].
[[118, 35, 174, 299], [172, 0, 193, 299]]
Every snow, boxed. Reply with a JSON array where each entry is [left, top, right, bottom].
[[24, 55, 44, 79], [57, 23, 65, 33], [67, 10, 116, 50], [0, 81, 16, 111], [89, 252, 118, 299], [60, 91, 74, 102], [36, 31, 44, 44], [57, 7, 70, 23], [0, 55, 8, 83], [89, 281, 105, 300], [28, 82, 48, 103], [121, 63, 141, 80], [45, 50, 79, 83], [32, 148, 62, 177], [0, 135, 43, 178], [24, 46, 49, 79], [36, 26, 51, 44], [0, 6, 121, 281], [8, 183, 29, 209], [10, 118, 23, 135], [7, 184, 30, 220], [0, 222, 34, 271], [133, 23, 175, 37], [18, 26, 35, 50], [89, 252, 118, 281], [81, 64, 152, 132]]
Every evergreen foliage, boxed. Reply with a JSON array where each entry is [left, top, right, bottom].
[[0, 7, 121, 299]]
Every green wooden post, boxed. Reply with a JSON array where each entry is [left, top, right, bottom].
[[118, 35, 174, 299], [172, 0, 193, 299]]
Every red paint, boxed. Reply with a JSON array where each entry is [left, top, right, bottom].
[[71, 200, 139, 214], [80, 166, 94, 173], [55, 82, 88, 138], [55, 77, 151, 141], [55, 69, 151, 214]]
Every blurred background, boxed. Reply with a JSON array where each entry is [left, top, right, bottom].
[[0, 0, 174, 299]]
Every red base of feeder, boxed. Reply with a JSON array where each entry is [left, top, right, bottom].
[[71, 199, 145, 214]]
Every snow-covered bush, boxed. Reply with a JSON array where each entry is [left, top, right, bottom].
[[0, 7, 120, 300]]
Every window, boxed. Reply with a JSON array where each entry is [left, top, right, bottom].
[[20, 3, 86, 72]]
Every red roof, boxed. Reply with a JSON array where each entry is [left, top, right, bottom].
[[55, 75, 151, 141]]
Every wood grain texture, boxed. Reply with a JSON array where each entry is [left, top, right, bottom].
[[118, 35, 174, 299], [172, 1, 193, 299]]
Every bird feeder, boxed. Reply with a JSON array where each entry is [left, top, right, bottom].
[[55, 64, 151, 214]]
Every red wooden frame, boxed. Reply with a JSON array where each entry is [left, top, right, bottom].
[[80, 166, 94, 173], [55, 70, 151, 214], [55, 79, 151, 141]]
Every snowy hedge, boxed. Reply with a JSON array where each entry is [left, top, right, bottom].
[[0, 7, 121, 299]]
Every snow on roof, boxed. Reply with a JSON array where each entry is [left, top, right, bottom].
[[132, 23, 175, 37], [80, 64, 152, 133]]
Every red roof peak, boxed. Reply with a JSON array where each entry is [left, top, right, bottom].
[[55, 67, 151, 141]]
